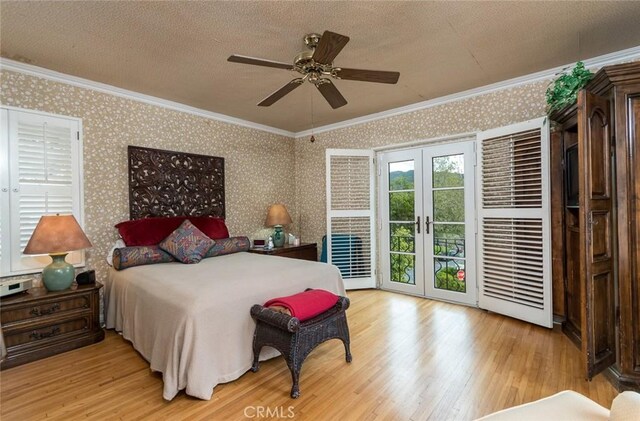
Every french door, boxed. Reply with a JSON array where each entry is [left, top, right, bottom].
[[380, 141, 476, 305]]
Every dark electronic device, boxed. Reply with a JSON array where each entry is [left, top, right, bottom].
[[76, 270, 96, 285]]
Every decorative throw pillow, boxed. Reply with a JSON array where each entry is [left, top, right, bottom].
[[115, 216, 229, 247], [112, 246, 176, 270], [106, 239, 126, 266], [159, 220, 215, 264], [204, 236, 251, 258], [189, 216, 230, 240]]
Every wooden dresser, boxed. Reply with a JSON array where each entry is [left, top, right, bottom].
[[0, 282, 104, 369], [248, 243, 317, 261]]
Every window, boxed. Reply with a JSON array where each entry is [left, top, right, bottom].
[[0, 107, 84, 277]]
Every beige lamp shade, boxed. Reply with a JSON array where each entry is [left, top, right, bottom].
[[265, 204, 292, 227], [23, 214, 92, 254]]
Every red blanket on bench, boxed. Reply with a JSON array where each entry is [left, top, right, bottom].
[[264, 289, 340, 322]]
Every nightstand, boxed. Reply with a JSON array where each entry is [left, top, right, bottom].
[[249, 242, 318, 262], [0, 282, 104, 369]]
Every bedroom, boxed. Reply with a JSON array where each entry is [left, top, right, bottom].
[[1, 1, 640, 420]]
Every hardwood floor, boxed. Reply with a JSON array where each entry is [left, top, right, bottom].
[[0, 290, 616, 420]]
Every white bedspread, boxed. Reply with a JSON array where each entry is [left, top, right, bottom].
[[105, 252, 345, 400]]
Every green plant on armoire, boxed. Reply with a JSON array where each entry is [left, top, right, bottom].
[[545, 61, 594, 113]]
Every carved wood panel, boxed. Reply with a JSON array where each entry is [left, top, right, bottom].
[[128, 146, 225, 220]]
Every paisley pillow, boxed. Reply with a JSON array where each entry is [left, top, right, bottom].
[[159, 220, 215, 264], [205, 236, 251, 258], [112, 246, 176, 270]]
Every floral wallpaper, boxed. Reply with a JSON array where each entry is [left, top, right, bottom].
[[0, 70, 296, 285], [0, 68, 560, 282], [293, 79, 550, 256]]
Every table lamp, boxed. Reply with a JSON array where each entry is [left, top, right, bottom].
[[23, 214, 92, 291], [265, 204, 292, 247]]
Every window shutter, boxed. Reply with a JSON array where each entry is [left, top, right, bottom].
[[4, 109, 83, 275], [477, 117, 552, 327], [326, 149, 376, 289]]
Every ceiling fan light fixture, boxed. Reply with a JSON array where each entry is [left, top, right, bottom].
[[228, 30, 400, 109]]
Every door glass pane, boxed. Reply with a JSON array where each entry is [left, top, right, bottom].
[[432, 154, 464, 188], [434, 257, 466, 292], [433, 189, 464, 222], [391, 253, 415, 284], [389, 160, 414, 190], [390, 223, 415, 253], [433, 224, 465, 258], [389, 191, 414, 221]]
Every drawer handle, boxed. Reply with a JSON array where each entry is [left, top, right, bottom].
[[30, 303, 61, 316], [30, 326, 61, 340]]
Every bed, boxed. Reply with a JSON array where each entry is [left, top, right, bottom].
[[105, 252, 345, 400], [105, 146, 345, 400]]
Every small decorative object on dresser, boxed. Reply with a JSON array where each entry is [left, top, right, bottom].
[[23, 214, 92, 291], [249, 242, 317, 262], [75, 270, 96, 285], [265, 204, 293, 247], [0, 282, 104, 369]]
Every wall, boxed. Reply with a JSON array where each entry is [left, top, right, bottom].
[[294, 79, 549, 253], [0, 70, 296, 285]]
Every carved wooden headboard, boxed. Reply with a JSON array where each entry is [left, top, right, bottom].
[[128, 146, 225, 220]]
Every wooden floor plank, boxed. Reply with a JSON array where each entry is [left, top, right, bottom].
[[0, 290, 617, 420]]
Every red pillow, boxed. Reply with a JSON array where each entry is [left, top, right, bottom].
[[189, 216, 230, 240], [116, 216, 229, 246]]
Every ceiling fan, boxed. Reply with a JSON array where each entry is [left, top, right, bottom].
[[227, 31, 400, 109]]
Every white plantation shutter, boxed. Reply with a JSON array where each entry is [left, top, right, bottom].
[[1, 108, 84, 276], [326, 149, 376, 289], [477, 117, 552, 328]]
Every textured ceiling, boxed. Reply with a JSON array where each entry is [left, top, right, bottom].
[[2, 1, 640, 133]]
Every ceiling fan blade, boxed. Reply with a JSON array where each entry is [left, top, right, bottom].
[[312, 31, 350, 64], [316, 80, 347, 109], [335, 68, 400, 84], [258, 79, 304, 106], [228, 54, 293, 70]]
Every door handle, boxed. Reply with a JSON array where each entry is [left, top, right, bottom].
[[425, 216, 431, 234], [416, 216, 421, 234]]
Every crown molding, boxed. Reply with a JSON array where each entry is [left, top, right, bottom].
[[0, 58, 296, 138], [295, 45, 640, 138]]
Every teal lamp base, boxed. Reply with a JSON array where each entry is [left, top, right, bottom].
[[42, 253, 75, 291], [273, 225, 285, 247]]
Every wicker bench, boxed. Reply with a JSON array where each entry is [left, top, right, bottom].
[[250, 295, 352, 398]]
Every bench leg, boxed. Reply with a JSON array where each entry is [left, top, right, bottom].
[[251, 345, 261, 372], [289, 366, 300, 399], [339, 316, 353, 363], [343, 340, 352, 363]]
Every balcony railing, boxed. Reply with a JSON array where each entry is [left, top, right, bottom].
[[390, 235, 466, 292]]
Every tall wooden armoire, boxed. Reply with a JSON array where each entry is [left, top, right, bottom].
[[550, 61, 640, 391]]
